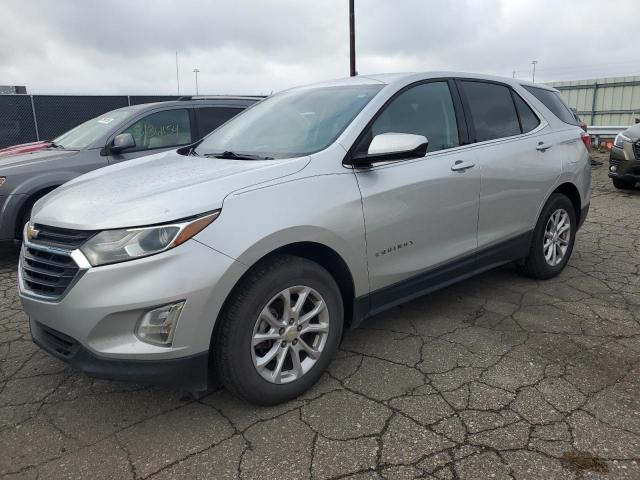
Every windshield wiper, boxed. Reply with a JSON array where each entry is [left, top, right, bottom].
[[204, 151, 274, 160]]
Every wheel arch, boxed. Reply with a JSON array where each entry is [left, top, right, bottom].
[[552, 182, 582, 225], [226, 241, 356, 326], [271, 242, 356, 327]]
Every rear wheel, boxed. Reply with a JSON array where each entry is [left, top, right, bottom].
[[519, 193, 576, 280], [213, 254, 343, 405], [612, 178, 635, 190]]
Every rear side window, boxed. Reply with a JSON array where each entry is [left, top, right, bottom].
[[461, 81, 521, 142], [523, 86, 578, 126], [196, 107, 243, 137], [512, 93, 540, 133]]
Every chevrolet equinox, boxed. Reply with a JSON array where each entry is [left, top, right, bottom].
[[19, 73, 591, 405]]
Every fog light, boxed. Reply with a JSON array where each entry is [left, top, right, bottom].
[[610, 165, 617, 172], [136, 301, 185, 346]]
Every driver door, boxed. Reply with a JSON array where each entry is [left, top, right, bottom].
[[353, 80, 480, 304]]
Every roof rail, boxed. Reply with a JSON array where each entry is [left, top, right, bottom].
[[178, 95, 267, 101]]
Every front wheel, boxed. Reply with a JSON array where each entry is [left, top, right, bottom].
[[519, 193, 576, 280], [16, 203, 34, 241], [213, 255, 343, 405]]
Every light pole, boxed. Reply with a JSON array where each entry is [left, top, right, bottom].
[[349, 0, 356, 76], [531, 60, 538, 83], [193, 68, 200, 95], [175, 51, 180, 95]]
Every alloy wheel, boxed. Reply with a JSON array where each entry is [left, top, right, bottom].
[[543, 208, 571, 266], [251, 285, 330, 384]]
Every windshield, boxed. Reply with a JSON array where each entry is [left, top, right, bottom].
[[53, 110, 133, 150], [195, 84, 383, 159]]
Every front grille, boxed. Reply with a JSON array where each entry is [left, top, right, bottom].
[[34, 322, 79, 358], [31, 224, 95, 250], [634, 141, 640, 161], [21, 246, 79, 298]]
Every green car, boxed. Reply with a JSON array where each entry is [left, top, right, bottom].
[[609, 122, 640, 189]]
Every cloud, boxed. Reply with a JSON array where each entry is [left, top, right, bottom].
[[1, 0, 639, 95]]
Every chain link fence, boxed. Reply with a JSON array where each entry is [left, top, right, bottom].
[[0, 94, 181, 148]]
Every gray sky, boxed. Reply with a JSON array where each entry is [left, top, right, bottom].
[[1, 0, 639, 95]]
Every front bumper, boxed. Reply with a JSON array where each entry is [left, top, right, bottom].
[[19, 239, 247, 389], [608, 171, 640, 183], [31, 318, 210, 390], [609, 143, 640, 184]]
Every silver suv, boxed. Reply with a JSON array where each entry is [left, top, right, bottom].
[[19, 72, 591, 405]]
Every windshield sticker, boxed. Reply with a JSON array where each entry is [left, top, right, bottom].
[[97, 117, 115, 124]]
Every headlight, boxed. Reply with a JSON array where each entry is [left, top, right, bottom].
[[80, 210, 219, 266], [614, 133, 632, 149]]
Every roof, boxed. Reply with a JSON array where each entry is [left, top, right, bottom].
[[108, 95, 263, 113], [299, 71, 557, 92]]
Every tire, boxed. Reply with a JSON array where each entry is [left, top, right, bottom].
[[519, 193, 577, 280], [213, 254, 343, 405], [612, 178, 635, 190], [15, 202, 34, 241]]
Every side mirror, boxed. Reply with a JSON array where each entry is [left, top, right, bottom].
[[110, 133, 136, 153], [352, 133, 428, 166]]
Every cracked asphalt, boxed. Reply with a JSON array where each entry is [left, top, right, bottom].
[[2, 154, 640, 479]]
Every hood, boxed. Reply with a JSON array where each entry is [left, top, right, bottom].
[[32, 150, 310, 230], [0, 148, 78, 171], [623, 122, 640, 141], [0, 141, 52, 157]]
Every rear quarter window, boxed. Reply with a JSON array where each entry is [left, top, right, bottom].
[[523, 86, 578, 126]]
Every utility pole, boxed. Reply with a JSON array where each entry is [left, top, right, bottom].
[[349, 0, 356, 76], [175, 51, 180, 95], [531, 60, 538, 83], [193, 68, 200, 95]]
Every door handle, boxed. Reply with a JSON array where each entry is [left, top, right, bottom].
[[536, 142, 553, 152], [451, 160, 476, 172]]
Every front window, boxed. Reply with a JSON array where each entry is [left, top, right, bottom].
[[195, 84, 383, 159], [53, 110, 132, 150], [356, 81, 460, 155], [120, 109, 192, 152]]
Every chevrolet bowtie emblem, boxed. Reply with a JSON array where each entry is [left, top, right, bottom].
[[26, 224, 39, 240]]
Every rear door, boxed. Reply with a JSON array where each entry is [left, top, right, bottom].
[[107, 107, 195, 164], [456, 80, 561, 249], [194, 106, 245, 139], [354, 80, 481, 294]]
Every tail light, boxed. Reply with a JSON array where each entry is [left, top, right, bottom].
[[580, 132, 592, 151]]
